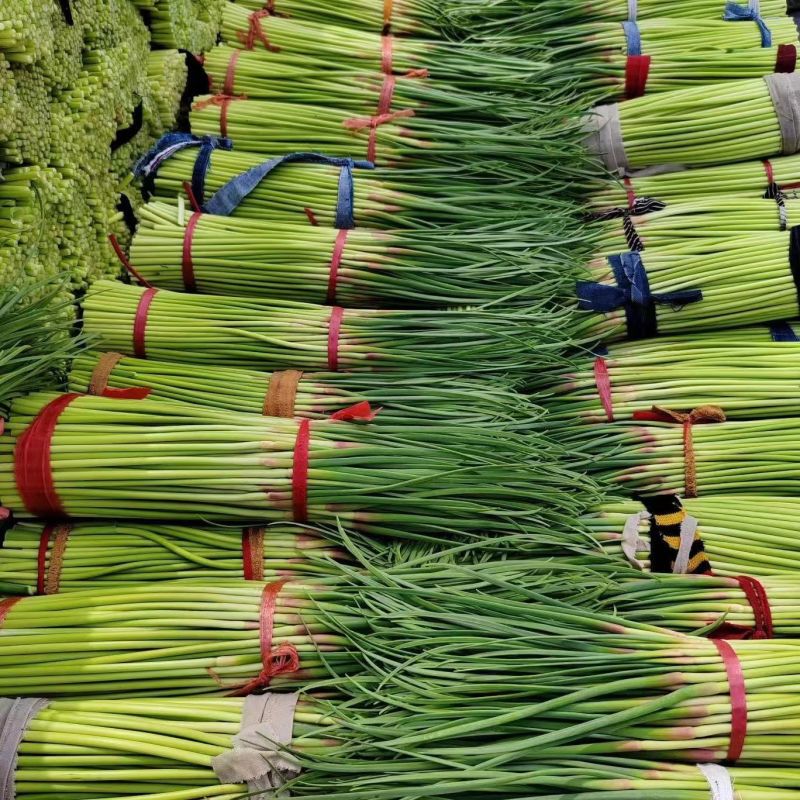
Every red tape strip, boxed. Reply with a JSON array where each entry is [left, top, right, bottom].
[[182, 211, 202, 292], [764, 158, 775, 185], [14, 394, 80, 518], [593, 357, 615, 422], [381, 32, 393, 73], [327, 307, 344, 371], [228, 580, 300, 696], [292, 419, 310, 523], [625, 54, 651, 99], [623, 176, 636, 210], [327, 229, 349, 305], [776, 43, 797, 73], [133, 287, 158, 359], [713, 639, 748, 763]]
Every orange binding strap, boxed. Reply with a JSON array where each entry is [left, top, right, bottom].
[[631, 405, 726, 498], [242, 526, 265, 580], [237, 9, 281, 51], [36, 523, 72, 595], [264, 370, 303, 418], [0, 596, 21, 626]]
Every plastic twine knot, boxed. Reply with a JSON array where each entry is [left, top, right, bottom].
[[343, 108, 415, 131]]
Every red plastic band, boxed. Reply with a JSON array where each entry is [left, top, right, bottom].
[[224, 48, 242, 95], [108, 235, 153, 288], [183, 181, 201, 212], [133, 287, 158, 359], [14, 394, 80, 518], [330, 401, 379, 422], [304, 207, 319, 226], [713, 639, 748, 763], [712, 575, 775, 640], [36, 524, 54, 595], [624, 54, 651, 99], [623, 176, 636, 209], [292, 419, 310, 523], [327, 307, 344, 371], [228, 580, 300, 695], [242, 526, 265, 581], [36, 523, 71, 595], [776, 43, 797, 73], [0, 596, 21, 627], [593, 357, 615, 422], [182, 212, 202, 292], [238, 9, 280, 51], [764, 159, 775, 185], [382, 33, 393, 74], [326, 229, 349, 305]]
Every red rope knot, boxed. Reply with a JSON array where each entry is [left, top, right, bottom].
[[225, 580, 301, 696], [631, 405, 726, 498], [192, 94, 246, 138], [343, 108, 415, 162], [237, 9, 281, 51]]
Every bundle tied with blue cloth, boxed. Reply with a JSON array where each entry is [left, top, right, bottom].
[[575, 225, 800, 340], [585, 71, 800, 171]]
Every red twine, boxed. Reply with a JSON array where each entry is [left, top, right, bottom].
[[764, 158, 776, 185], [13, 393, 80, 518], [133, 287, 158, 359], [710, 575, 774, 641], [624, 54, 651, 99], [327, 306, 344, 371], [344, 108, 415, 162], [776, 43, 797, 73], [0, 596, 21, 627], [183, 181, 201, 212], [193, 94, 245, 138], [304, 207, 319, 226], [237, 9, 281, 52], [593, 357, 615, 422], [228, 580, 300, 696], [242, 526, 265, 581], [182, 212, 202, 292], [36, 523, 72, 595], [327, 229, 349, 305], [224, 48, 242, 95], [108, 235, 153, 288], [713, 639, 748, 763]]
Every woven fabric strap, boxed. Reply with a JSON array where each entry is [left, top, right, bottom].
[[698, 764, 736, 800], [37, 523, 72, 595], [227, 581, 300, 696], [713, 639, 748, 763], [211, 693, 300, 797], [584, 104, 629, 173], [88, 352, 124, 395], [723, 1, 772, 47], [631, 405, 726, 497], [0, 698, 50, 800], [264, 370, 303, 418], [765, 72, 800, 155], [242, 526, 265, 581]]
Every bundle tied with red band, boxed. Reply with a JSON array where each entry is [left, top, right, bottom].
[[126, 200, 569, 308], [0, 391, 576, 543], [80, 280, 563, 376]]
